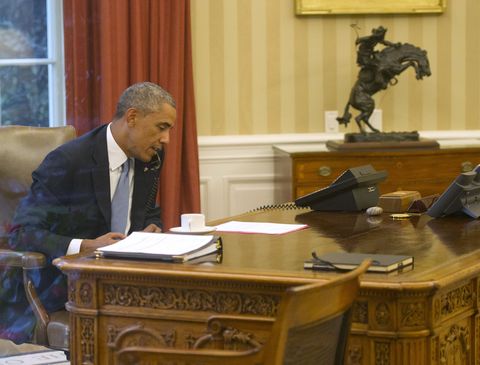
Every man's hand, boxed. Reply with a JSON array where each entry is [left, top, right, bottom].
[[143, 224, 162, 233], [80, 232, 126, 252]]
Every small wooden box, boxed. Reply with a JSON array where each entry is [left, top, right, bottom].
[[378, 191, 421, 213]]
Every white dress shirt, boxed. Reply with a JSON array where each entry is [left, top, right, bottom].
[[66, 123, 134, 255]]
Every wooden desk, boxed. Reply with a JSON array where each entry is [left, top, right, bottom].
[[273, 145, 480, 200], [54, 209, 480, 365]]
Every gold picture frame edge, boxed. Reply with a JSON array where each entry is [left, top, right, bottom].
[[295, 0, 447, 15]]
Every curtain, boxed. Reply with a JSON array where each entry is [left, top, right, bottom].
[[63, 0, 200, 230]]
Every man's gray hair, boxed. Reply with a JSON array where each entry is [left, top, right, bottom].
[[113, 82, 176, 120]]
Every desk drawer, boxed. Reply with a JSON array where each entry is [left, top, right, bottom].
[[292, 150, 479, 199]]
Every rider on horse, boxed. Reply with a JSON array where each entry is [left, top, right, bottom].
[[356, 26, 397, 68], [336, 26, 431, 134]]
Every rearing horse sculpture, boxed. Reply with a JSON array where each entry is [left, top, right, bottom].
[[337, 42, 431, 133]]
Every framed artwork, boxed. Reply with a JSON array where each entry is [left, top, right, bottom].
[[295, 0, 446, 15]]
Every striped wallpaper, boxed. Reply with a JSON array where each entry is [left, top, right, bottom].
[[191, 0, 480, 136]]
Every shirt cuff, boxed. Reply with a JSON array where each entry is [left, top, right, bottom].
[[66, 238, 83, 255]]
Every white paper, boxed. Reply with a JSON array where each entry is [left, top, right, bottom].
[[0, 350, 68, 364], [214, 221, 307, 234], [98, 232, 214, 256]]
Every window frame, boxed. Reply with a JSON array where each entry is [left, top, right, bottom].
[[0, 0, 66, 127]]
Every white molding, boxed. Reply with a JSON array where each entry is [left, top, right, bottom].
[[222, 174, 277, 216], [199, 176, 212, 219], [419, 130, 480, 139]]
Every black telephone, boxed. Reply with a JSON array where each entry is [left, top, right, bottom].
[[143, 149, 163, 172], [295, 165, 387, 211]]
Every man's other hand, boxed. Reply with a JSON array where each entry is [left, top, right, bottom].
[[80, 232, 126, 252], [143, 224, 162, 233]]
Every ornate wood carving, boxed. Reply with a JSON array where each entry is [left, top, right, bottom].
[[80, 317, 95, 365], [434, 283, 473, 321], [347, 345, 363, 365], [438, 324, 470, 364], [185, 334, 199, 349], [375, 302, 391, 327], [352, 301, 368, 324], [374, 342, 390, 365], [103, 284, 280, 316], [400, 302, 425, 327], [68, 279, 76, 303], [476, 317, 480, 365], [107, 325, 120, 345], [430, 336, 439, 364], [108, 323, 176, 350], [478, 279, 480, 309], [161, 330, 176, 348], [194, 319, 262, 351], [79, 282, 92, 305]]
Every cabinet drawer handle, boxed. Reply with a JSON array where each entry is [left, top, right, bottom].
[[461, 161, 473, 172], [318, 166, 332, 177]]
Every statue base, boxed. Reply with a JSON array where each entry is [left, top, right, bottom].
[[345, 131, 420, 143], [327, 131, 439, 151]]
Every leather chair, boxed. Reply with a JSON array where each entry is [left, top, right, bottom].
[[0, 125, 76, 350], [116, 260, 371, 365]]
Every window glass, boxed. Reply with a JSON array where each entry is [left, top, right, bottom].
[[0, 0, 47, 59], [0, 65, 49, 126]]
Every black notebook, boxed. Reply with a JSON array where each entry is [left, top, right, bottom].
[[304, 252, 414, 273]]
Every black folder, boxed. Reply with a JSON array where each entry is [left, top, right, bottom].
[[304, 252, 413, 273]]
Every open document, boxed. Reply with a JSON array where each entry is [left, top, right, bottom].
[[97, 232, 222, 262], [215, 221, 307, 234]]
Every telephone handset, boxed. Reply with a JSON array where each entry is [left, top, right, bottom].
[[143, 149, 163, 173]]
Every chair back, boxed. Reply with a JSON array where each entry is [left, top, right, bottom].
[[263, 260, 370, 365], [0, 125, 76, 245]]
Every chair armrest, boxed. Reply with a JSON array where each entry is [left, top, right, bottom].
[[0, 248, 50, 345], [0, 249, 46, 269], [117, 345, 262, 365]]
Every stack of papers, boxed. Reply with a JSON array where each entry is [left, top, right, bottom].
[[215, 221, 307, 234], [97, 232, 222, 262]]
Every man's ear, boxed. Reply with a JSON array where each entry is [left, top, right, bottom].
[[125, 108, 138, 127]]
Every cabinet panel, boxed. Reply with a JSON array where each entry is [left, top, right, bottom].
[[275, 147, 480, 200]]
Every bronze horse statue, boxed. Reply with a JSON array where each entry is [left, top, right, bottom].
[[337, 42, 431, 133]]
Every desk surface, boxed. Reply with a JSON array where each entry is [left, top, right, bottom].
[[57, 208, 480, 290], [55, 208, 480, 365]]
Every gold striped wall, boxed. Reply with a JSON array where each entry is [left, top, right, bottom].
[[191, 0, 480, 136]]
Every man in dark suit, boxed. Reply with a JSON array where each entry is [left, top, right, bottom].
[[1, 82, 176, 343]]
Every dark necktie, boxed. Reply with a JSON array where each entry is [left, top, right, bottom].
[[111, 159, 130, 233]]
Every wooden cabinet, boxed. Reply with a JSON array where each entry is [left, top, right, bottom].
[[273, 145, 480, 201]]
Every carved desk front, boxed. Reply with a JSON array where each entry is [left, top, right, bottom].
[[54, 209, 480, 365]]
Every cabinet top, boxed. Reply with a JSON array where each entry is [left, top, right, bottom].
[[273, 140, 480, 156]]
